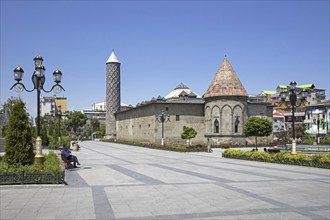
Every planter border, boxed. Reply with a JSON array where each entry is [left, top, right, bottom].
[[0, 171, 65, 185]]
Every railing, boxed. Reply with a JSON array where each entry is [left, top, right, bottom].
[[0, 171, 65, 185]]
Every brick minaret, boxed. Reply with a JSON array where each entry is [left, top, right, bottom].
[[106, 50, 121, 138]]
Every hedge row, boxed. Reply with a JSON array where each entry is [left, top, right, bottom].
[[222, 149, 330, 169]]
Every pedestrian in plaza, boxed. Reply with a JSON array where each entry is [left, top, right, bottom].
[[62, 144, 81, 168]]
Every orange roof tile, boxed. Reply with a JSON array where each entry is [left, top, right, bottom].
[[203, 56, 248, 98]]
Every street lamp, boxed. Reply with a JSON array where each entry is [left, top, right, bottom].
[[57, 106, 62, 141], [313, 114, 320, 144], [280, 81, 308, 154], [155, 110, 170, 146], [10, 55, 65, 164]]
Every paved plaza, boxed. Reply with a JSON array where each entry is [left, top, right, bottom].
[[1, 141, 329, 220]]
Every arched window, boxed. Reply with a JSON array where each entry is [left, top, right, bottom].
[[214, 119, 219, 133], [235, 116, 240, 133]]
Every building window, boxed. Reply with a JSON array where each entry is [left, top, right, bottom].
[[234, 116, 240, 133], [139, 125, 141, 128], [214, 119, 219, 133], [166, 107, 169, 111], [148, 124, 151, 128], [176, 115, 180, 121]]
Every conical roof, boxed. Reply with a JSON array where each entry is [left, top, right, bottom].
[[203, 56, 248, 98], [106, 50, 120, 63]]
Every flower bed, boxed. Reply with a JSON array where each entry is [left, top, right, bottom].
[[222, 149, 330, 169], [103, 139, 208, 152]]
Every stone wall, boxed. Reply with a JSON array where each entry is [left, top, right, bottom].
[[115, 102, 205, 145], [204, 96, 248, 137], [115, 98, 274, 146], [247, 102, 274, 144]]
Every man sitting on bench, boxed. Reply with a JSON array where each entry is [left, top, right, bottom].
[[62, 144, 81, 168]]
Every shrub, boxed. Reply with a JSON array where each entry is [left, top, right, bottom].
[[303, 139, 314, 145], [4, 98, 34, 166], [0, 151, 61, 173], [103, 139, 207, 152], [223, 149, 329, 169], [320, 138, 330, 145], [43, 151, 61, 172]]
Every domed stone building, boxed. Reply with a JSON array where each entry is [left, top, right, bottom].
[[106, 52, 273, 145]]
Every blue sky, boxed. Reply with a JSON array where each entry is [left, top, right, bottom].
[[1, 1, 329, 118]]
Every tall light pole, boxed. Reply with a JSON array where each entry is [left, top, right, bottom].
[[156, 110, 170, 146], [280, 81, 308, 154], [316, 114, 320, 144], [56, 105, 62, 142], [10, 55, 65, 164]]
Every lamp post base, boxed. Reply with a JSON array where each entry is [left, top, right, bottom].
[[35, 154, 44, 165], [35, 136, 44, 165], [291, 139, 297, 154]]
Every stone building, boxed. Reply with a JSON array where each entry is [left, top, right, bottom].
[[106, 53, 273, 145]]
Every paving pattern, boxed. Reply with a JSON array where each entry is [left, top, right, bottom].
[[1, 141, 329, 219]]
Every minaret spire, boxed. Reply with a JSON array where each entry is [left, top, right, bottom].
[[107, 50, 120, 63], [105, 50, 121, 138]]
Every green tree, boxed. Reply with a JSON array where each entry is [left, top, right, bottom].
[[66, 111, 87, 134], [1, 97, 18, 137], [99, 124, 106, 137], [41, 124, 50, 147], [243, 117, 272, 150], [295, 124, 306, 140], [4, 98, 34, 165], [90, 118, 100, 133], [181, 126, 197, 146]]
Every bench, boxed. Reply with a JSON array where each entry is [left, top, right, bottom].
[[61, 152, 74, 169], [267, 148, 281, 153]]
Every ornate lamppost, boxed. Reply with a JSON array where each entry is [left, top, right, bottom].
[[280, 81, 308, 154], [156, 110, 170, 146], [10, 55, 65, 164]]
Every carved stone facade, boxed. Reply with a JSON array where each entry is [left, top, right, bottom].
[[204, 97, 248, 144]]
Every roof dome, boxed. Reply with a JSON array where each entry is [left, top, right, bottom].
[[165, 82, 201, 100]]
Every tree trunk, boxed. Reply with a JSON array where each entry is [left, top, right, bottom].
[[255, 136, 258, 150]]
